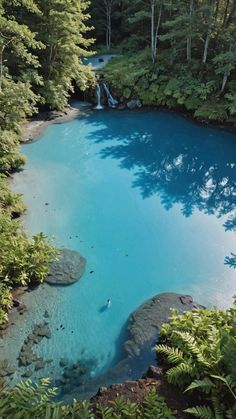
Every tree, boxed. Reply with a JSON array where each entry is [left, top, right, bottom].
[[32, 0, 94, 110], [151, 0, 163, 63], [89, 0, 120, 51]]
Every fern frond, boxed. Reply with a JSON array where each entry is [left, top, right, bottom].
[[173, 331, 211, 367], [185, 378, 216, 394], [166, 362, 194, 385], [156, 344, 184, 364], [185, 405, 216, 419]]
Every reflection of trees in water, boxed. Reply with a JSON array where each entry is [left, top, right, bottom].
[[87, 111, 236, 267]]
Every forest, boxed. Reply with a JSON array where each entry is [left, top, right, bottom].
[[90, 0, 236, 123], [0, 1, 236, 418]]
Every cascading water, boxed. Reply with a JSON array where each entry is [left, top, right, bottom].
[[95, 84, 104, 110], [95, 82, 118, 110], [102, 83, 118, 108]]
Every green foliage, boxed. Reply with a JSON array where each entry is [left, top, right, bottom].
[[0, 381, 176, 418], [0, 0, 94, 328], [0, 216, 57, 287], [104, 50, 236, 125], [155, 303, 236, 418], [0, 174, 25, 216]]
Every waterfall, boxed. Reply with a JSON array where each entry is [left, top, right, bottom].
[[95, 82, 118, 110], [102, 83, 118, 108], [95, 84, 104, 110]]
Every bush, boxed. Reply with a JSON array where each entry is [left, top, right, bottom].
[[0, 380, 176, 418], [155, 303, 236, 418], [104, 52, 236, 126], [0, 216, 57, 288]]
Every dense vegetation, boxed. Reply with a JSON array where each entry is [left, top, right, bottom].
[[0, 0, 95, 325], [156, 303, 236, 418], [0, 380, 175, 418], [90, 0, 236, 125]]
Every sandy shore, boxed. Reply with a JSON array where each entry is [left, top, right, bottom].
[[21, 104, 92, 143]]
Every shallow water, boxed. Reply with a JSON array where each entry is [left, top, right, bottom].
[[2, 107, 236, 399]]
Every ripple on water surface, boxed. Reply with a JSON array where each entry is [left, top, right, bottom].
[[1, 108, 236, 399]]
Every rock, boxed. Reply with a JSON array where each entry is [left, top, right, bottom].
[[47, 110, 65, 121], [22, 369, 33, 378], [13, 298, 21, 307], [45, 248, 86, 285], [59, 358, 68, 368], [44, 310, 50, 318], [72, 363, 80, 370], [35, 360, 46, 371], [0, 365, 15, 377], [37, 324, 51, 338], [179, 295, 193, 305], [127, 99, 142, 110], [17, 303, 27, 314], [124, 292, 203, 358], [64, 369, 75, 379], [60, 377, 69, 385], [144, 365, 163, 380], [98, 387, 107, 395]]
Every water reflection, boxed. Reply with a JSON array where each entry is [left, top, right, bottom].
[[85, 110, 236, 267]]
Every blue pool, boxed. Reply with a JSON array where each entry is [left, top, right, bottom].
[[3, 107, 236, 399]]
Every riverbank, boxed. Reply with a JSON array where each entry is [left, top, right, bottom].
[[103, 52, 236, 130], [21, 103, 92, 143]]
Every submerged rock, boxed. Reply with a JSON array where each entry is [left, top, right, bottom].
[[35, 359, 46, 371], [59, 357, 68, 368], [45, 248, 86, 285], [124, 292, 203, 358], [22, 369, 33, 378], [127, 99, 142, 110], [0, 361, 15, 377]]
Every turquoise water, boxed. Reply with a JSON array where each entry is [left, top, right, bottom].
[[9, 107, 236, 398]]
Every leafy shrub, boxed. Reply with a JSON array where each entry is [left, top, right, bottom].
[[0, 216, 57, 287], [0, 174, 26, 217], [155, 303, 236, 418], [0, 380, 176, 418], [104, 52, 236, 126]]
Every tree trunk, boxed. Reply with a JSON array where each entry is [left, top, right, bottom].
[[105, 1, 112, 51], [223, 0, 230, 25], [226, 0, 236, 25], [151, 2, 155, 61], [202, 32, 210, 64], [187, 0, 194, 62], [221, 72, 228, 92], [153, 4, 162, 63], [202, 0, 215, 64]]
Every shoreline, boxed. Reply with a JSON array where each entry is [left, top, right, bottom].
[[21, 104, 91, 143], [21, 99, 236, 146]]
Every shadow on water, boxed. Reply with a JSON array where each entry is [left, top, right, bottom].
[[99, 304, 108, 314], [52, 109, 236, 401], [59, 314, 156, 402], [82, 109, 236, 266]]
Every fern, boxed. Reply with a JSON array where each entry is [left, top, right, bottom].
[[155, 344, 184, 364], [185, 405, 216, 419], [166, 361, 195, 385], [185, 377, 216, 395]]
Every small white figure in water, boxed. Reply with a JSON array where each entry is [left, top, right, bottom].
[[107, 299, 112, 308]]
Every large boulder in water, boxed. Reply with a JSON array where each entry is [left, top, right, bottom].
[[124, 292, 204, 357], [45, 248, 86, 285]]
